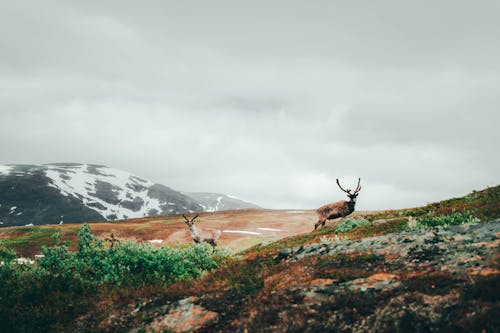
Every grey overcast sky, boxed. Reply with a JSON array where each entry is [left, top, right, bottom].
[[1, 0, 499, 210]]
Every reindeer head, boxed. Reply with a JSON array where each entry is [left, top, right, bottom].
[[182, 214, 199, 227], [336, 178, 362, 202]]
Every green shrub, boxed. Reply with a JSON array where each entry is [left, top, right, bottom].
[[0, 242, 17, 263], [36, 224, 234, 287], [0, 224, 234, 332], [334, 218, 370, 234], [417, 211, 480, 227]]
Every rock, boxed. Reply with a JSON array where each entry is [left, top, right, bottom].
[[145, 297, 218, 333]]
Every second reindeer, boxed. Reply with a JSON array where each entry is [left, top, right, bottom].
[[183, 214, 222, 249]]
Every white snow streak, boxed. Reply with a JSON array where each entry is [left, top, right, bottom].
[[223, 230, 262, 235], [256, 227, 283, 232], [0, 165, 12, 175]]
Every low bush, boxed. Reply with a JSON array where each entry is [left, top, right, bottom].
[[0, 224, 233, 332], [417, 211, 480, 228], [0, 241, 17, 263], [36, 224, 233, 286], [334, 218, 370, 234]]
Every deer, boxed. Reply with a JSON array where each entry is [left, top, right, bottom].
[[314, 178, 362, 230], [105, 233, 120, 249], [183, 214, 222, 249]]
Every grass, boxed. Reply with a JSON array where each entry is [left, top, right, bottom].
[[396, 185, 500, 221], [417, 210, 480, 227], [1, 227, 55, 254]]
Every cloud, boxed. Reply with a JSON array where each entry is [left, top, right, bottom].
[[0, 0, 499, 210]]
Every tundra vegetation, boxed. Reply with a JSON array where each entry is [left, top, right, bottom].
[[0, 224, 233, 332], [0, 185, 498, 332]]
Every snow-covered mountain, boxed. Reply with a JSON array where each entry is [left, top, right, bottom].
[[185, 192, 261, 212], [0, 163, 259, 227]]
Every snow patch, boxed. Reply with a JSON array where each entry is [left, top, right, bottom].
[[215, 196, 223, 211], [44, 164, 166, 220], [0, 165, 12, 175], [256, 228, 283, 232], [223, 230, 262, 235], [204, 196, 224, 212]]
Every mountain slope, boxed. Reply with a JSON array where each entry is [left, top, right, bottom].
[[0, 165, 104, 227], [0, 163, 261, 227], [185, 192, 261, 212]]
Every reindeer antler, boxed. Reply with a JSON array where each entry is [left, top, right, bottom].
[[354, 178, 362, 194], [183, 214, 200, 223], [336, 178, 352, 194]]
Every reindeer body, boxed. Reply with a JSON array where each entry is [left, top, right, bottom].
[[314, 178, 361, 230], [183, 215, 221, 248], [315, 200, 355, 230]]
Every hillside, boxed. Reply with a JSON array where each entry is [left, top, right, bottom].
[[0, 185, 498, 332], [0, 163, 259, 227]]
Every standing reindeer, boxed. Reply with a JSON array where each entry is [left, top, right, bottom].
[[183, 214, 222, 248], [314, 178, 362, 230]]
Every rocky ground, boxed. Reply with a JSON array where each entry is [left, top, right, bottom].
[[106, 219, 499, 332]]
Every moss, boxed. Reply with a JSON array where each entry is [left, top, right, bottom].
[[349, 219, 408, 238], [2, 227, 55, 255]]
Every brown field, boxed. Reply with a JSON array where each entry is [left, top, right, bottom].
[[2, 209, 365, 256], [4, 183, 498, 258]]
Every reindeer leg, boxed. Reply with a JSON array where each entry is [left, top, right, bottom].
[[314, 219, 325, 230], [207, 239, 217, 252], [314, 220, 320, 230], [332, 214, 346, 229]]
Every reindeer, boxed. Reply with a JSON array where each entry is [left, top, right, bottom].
[[105, 233, 120, 248], [183, 214, 222, 248], [314, 178, 362, 230]]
